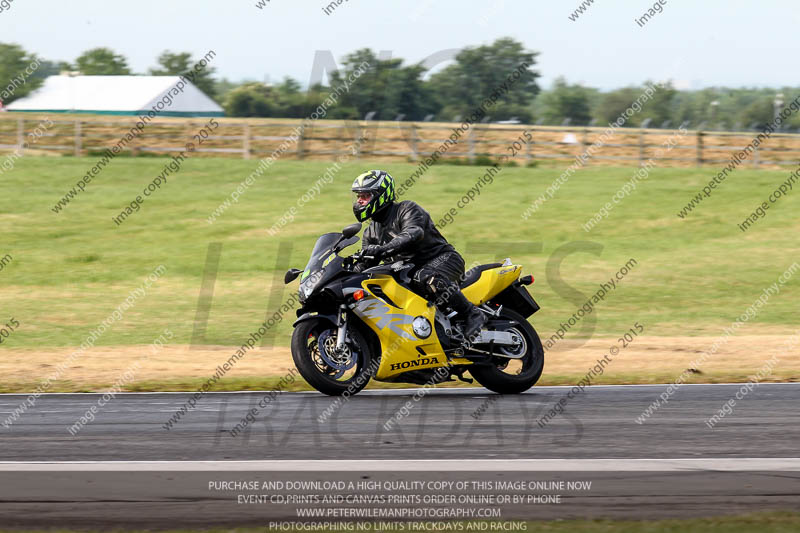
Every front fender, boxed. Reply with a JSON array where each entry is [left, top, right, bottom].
[[292, 312, 339, 328]]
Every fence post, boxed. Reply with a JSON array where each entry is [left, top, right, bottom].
[[468, 127, 476, 163], [526, 128, 533, 164], [16, 117, 24, 154], [296, 123, 306, 160], [408, 123, 418, 161], [354, 123, 365, 160], [575, 129, 585, 164], [74, 120, 82, 156], [243, 123, 251, 159], [638, 129, 646, 166], [753, 145, 759, 167], [696, 130, 704, 167], [581, 128, 590, 163]]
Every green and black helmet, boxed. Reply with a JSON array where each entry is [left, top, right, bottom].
[[351, 170, 395, 222]]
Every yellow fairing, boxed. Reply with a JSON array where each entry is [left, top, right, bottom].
[[351, 264, 522, 381], [462, 264, 522, 305], [351, 276, 446, 380]]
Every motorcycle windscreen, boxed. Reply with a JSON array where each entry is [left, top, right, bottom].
[[304, 233, 341, 272], [299, 233, 359, 295]]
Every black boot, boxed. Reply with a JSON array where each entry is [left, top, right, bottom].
[[463, 306, 487, 341], [441, 286, 486, 341]]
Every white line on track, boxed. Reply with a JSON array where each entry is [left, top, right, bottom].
[[0, 459, 798, 471], [0, 382, 798, 397]]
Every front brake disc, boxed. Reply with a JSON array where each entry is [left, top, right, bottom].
[[317, 330, 356, 378]]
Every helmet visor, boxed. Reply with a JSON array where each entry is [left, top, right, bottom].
[[352, 190, 373, 209]]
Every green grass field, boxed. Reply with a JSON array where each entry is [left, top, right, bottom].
[[1, 155, 799, 351]]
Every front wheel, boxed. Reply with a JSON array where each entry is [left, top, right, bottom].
[[469, 309, 544, 394], [291, 318, 373, 396]]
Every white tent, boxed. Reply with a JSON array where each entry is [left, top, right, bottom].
[[7, 75, 223, 117]]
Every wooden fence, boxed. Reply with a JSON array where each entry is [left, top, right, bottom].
[[1, 113, 799, 168]]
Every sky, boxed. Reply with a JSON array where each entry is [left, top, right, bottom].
[[1, 0, 798, 92]]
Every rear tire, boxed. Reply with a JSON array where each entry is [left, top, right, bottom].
[[291, 318, 373, 396], [469, 309, 544, 394]]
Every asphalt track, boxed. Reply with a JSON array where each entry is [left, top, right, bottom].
[[0, 384, 798, 528], [1, 383, 799, 460]]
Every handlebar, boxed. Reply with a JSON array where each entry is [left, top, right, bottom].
[[352, 251, 376, 261]]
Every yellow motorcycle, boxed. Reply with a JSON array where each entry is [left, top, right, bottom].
[[285, 223, 543, 396]]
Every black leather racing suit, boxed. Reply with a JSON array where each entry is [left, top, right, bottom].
[[354, 200, 474, 316]]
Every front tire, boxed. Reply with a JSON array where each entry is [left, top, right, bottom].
[[469, 309, 544, 394], [291, 318, 373, 396]]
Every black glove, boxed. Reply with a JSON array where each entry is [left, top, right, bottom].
[[361, 244, 387, 259]]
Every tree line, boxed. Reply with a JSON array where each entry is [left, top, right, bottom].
[[1, 39, 798, 131]]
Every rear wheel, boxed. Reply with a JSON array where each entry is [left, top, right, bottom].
[[291, 318, 373, 396], [469, 309, 544, 394]]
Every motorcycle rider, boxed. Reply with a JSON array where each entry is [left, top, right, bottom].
[[350, 169, 487, 339]]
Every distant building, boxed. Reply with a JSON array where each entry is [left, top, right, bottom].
[[7, 75, 223, 117]]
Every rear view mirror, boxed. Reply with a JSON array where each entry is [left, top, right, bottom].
[[341, 222, 362, 239], [284, 268, 302, 284]]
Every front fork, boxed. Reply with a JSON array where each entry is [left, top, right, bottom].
[[335, 304, 348, 352]]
